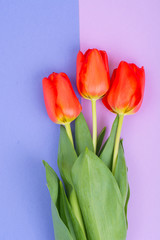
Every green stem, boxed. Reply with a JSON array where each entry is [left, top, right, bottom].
[[91, 99, 97, 153], [65, 123, 74, 146], [112, 114, 124, 174]]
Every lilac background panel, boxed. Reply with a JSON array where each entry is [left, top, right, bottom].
[[0, 0, 79, 239], [79, 0, 160, 239]]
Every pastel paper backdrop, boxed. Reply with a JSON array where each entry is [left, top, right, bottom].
[[79, 0, 160, 239], [0, 0, 159, 239]]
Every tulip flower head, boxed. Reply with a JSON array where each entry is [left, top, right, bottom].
[[102, 61, 145, 115], [77, 49, 110, 100], [42, 72, 82, 124]]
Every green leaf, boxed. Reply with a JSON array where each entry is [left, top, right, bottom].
[[71, 149, 127, 240], [96, 127, 106, 155], [75, 112, 94, 155], [51, 201, 73, 240], [43, 161, 73, 240], [114, 140, 128, 207], [59, 184, 68, 227], [99, 115, 119, 169], [58, 125, 77, 196], [59, 182, 87, 240], [57, 126, 85, 233], [42, 160, 59, 206], [125, 184, 130, 228]]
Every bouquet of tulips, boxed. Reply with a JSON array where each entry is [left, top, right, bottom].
[[42, 49, 145, 240]]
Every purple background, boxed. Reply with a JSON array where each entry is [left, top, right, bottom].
[[0, 1, 79, 239], [79, 0, 160, 239]]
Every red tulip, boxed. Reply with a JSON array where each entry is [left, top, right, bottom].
[[42, 72, 82, 124], [76, 49, 110, 100], [102, 61, 145, 115]]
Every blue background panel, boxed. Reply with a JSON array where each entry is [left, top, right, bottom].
[[0, 1, 80, 239]]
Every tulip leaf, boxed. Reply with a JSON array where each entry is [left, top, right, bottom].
[[59, 184, 68, 227], [57, 126, 84, 232], [43, 160, 73, 240], [75, 112, 94, 155], [42, 160, 59, 206], [59, 182, 87, 240], [58, 125, 77, 196], [96, 127, 106, 155], [71, 149, 127, 240], [99, 115, 119, 169], [125, 184, 130, 228], [51, 201, 73, 240], [114, 140, 128, 207]]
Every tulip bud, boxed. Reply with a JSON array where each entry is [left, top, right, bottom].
[[102, 61, 145, 115], [42, 72, 82, 124], [76, 49, 110, 100]]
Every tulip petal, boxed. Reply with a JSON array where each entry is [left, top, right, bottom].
[[105, 61, 145, 114], [55, 73, 82, 122], [77, 49, 110, 99], [80, 49, 109, 98], [43, 72, 82, 124], [99, 50, 109, 73], [42, 77, 57, 122], [76, 51, 85, 96]]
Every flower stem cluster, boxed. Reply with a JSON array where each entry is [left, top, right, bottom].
[[42, 48, 145, 240]]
